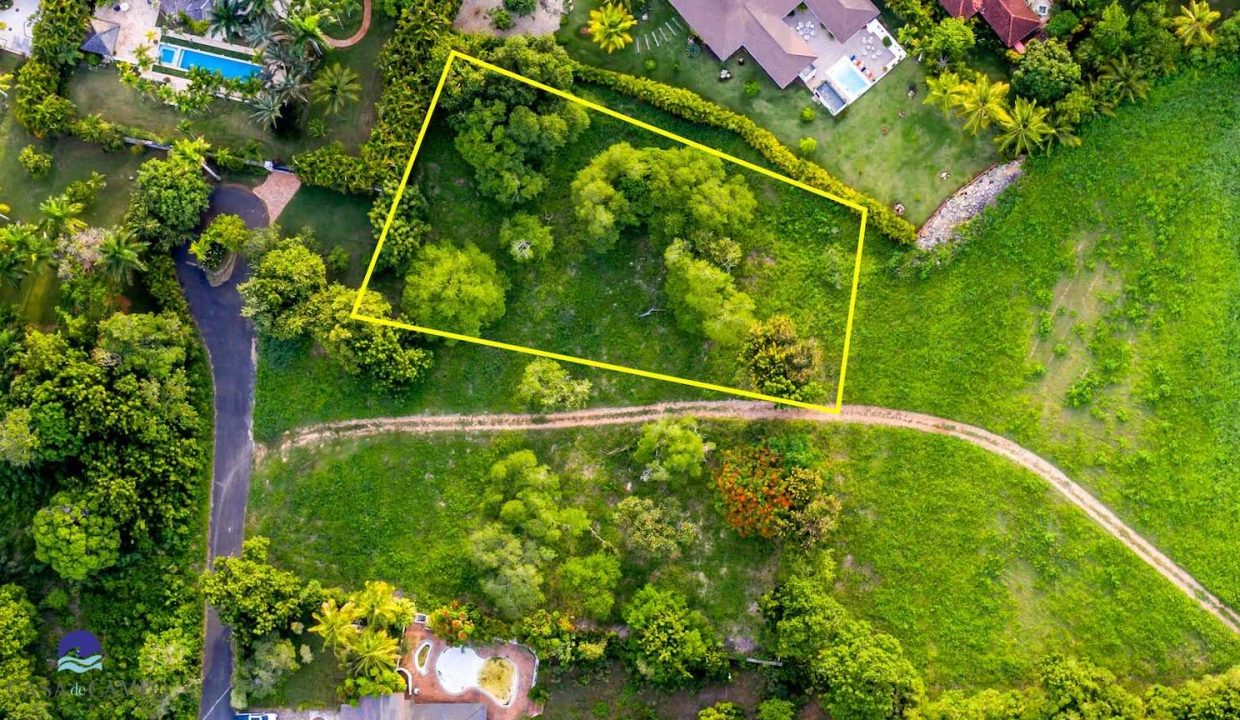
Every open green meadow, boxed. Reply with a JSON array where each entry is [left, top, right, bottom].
[[249, 422, 1240, 698]]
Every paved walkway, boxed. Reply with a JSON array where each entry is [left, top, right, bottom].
[[252, 172, 301, 222], [325, 0, 371, 49], [183, 188, 267, 720], [264, 400, 1240, 636]]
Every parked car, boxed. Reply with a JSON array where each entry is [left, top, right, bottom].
[[234, 714, 278, 720]]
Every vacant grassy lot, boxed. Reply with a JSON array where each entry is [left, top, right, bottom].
[[250, 421, 1240, 698], [557, 0, 999, 222]]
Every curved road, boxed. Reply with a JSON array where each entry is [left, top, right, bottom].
[[179, 186, 266, 720], [265, 400, 1240, 636]]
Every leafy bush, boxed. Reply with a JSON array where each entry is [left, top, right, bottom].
[[18, 146, 53, 177], [623, 585, 727, 688], [489, 7, 514, 29], [516, 359, 592, 411], [714, 444, 841, 544], [798, 136, 818, 155], [800, 106, 817, 122], [503, 0, 536, 16], [744, 80, 761, 96]]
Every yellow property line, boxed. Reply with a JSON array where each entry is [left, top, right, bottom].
[[351, 49, 870, 416]]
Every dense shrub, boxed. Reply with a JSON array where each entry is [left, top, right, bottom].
[[503, 0, 535, 16], [574, 65, 917, 244], [18, 146, 53, 177]]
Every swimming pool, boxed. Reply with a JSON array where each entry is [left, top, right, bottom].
[[827, 58, 869, 97], [158, 44, 261, 80]]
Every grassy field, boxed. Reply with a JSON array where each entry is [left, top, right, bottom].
[[253, 85, 861, 439], [556, 0, 999, 223], [0, 75, 155, 323], [249, 422, 1240, 699], [66, 19, 393, 162]]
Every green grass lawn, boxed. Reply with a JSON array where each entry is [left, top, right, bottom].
[[249, 421, 1240, 699], [66, 19, 393, 162], [0, 83, 155, 323], [557, 0, 999, 223], [253, 88, 861, 440]]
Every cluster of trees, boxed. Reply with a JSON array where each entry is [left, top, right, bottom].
[[571, 141, 770, 348], [12, 0, 89, 137], [468, 450, 619, 620], [0, 585, 51, 720], [238, 232, 434, 388], [310, 582, 415, 700], [919, 0, 1240, 157], [0, 162, 214, 719]]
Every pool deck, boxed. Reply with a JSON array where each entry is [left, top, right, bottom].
[[93, 0, 161, 64], [401, 624, 542, 720], [784, 9, 906, 114]]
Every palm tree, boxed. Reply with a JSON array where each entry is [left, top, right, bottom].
[[356, 581, 406, 630], [995, 97, 1053, 157], [208, 0, 249, 41], [311, 599, 362, 652], [39, 195, 87, 240], [587, 3, 637, 54], [282, 3, 332, 58], [311, 63, 361, 115], [1171, 0, 1221, 47], [98, 228, 147, 286], [250, 92, 284, 130], [1098, 55, 1150, 105], [271, 70, 311, 105], [244, 14, 279, 48], [923, 71, 963, 113], [9, 223, 54, 273], [953, 76, 1010, 135], [0, 252, 27, 289], [349, 629, 399, 678], [1045, 115, 1082, 155]]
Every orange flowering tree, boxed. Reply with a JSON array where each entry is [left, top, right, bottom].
[[428, 601, 479, 645], [713, 446, 841, 545]]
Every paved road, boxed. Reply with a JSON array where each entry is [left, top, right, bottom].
[[267, 400, 1240, 637], [178, 186, 266, 720]]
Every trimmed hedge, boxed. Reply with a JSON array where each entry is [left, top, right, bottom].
[[573, 65, 917, 244]]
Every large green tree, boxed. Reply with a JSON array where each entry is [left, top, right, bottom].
[[32, 492, 122, 581], [632, 416, 711, 484], [0, 585, 52, 720], [663, 239, 755, 347], [515, 359, 592, 412], [622, 585, 727, 688], [132, 140, 211, 247], [1012, 39, 1082, 104], [201, 536, 321, 651], [403, 243, 508, 338]]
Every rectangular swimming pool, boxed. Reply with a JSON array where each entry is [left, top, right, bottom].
[[827, 59, 869, 96], [158, 44, 261, 80]]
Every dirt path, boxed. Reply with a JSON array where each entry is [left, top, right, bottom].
[[326, 0, 371, 49], [262, 400, 1240, 635]]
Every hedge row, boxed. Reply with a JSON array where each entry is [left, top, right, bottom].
[[573, 65, 918, 244]]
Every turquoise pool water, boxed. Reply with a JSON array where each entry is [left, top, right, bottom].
[[828, 60, 869, 96], [158, 44, 261, 80]]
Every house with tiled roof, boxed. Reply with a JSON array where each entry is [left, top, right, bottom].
[[939, 0, 1046, 50], [669, 0, 907, 113]]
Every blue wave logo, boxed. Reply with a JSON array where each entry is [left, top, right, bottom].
[[57, 654, 103, 673], [57, 630, 103, 674]]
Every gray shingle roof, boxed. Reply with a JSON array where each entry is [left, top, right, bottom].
[[81, 18, 120, 56]]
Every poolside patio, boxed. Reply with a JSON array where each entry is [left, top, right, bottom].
[[785, 8, 904, 113], [93, 0, 162, 64], [0, 0, 37, 56]]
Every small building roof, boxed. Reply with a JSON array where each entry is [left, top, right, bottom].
[[978, 0, 1042, 47], [80, 18, 121, 57], [938, 0, 982, 18]]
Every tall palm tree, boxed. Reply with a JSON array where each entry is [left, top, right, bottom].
[[98, 228, 147, 286], [311, 599, 362, 652], [9, 223, 54, 272], [39, 196, 87, 240], [1098, 55, 1150, 105], [995, 97, 1053, 157], [271, 71, 311, 105], [311, 63, 361, 115], [282, 3, 332, 58], [953, 76, 1010, 135], [250, 92, 284, 130], [587, 3, 637, 53], [923, 71, 963, 113], [349, 629, 400, 678], [244, 14, 279, 48], [208, 0, 249, 41], [1171, 0, 1221, 47], [356, 581, 406, 630]]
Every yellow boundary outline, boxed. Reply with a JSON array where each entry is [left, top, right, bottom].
[[351, 50, 868, 415]]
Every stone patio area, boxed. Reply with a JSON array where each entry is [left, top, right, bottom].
[[0, 0, 37, 56], [402, 624, 542, 720], [93, 0, 162, 63]]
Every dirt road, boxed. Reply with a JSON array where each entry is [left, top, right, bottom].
[[263, 400, 1240, 635]]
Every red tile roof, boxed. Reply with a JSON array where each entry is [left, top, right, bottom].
[[979, 0, 1043, 47], [938, 0, 981, 19]]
